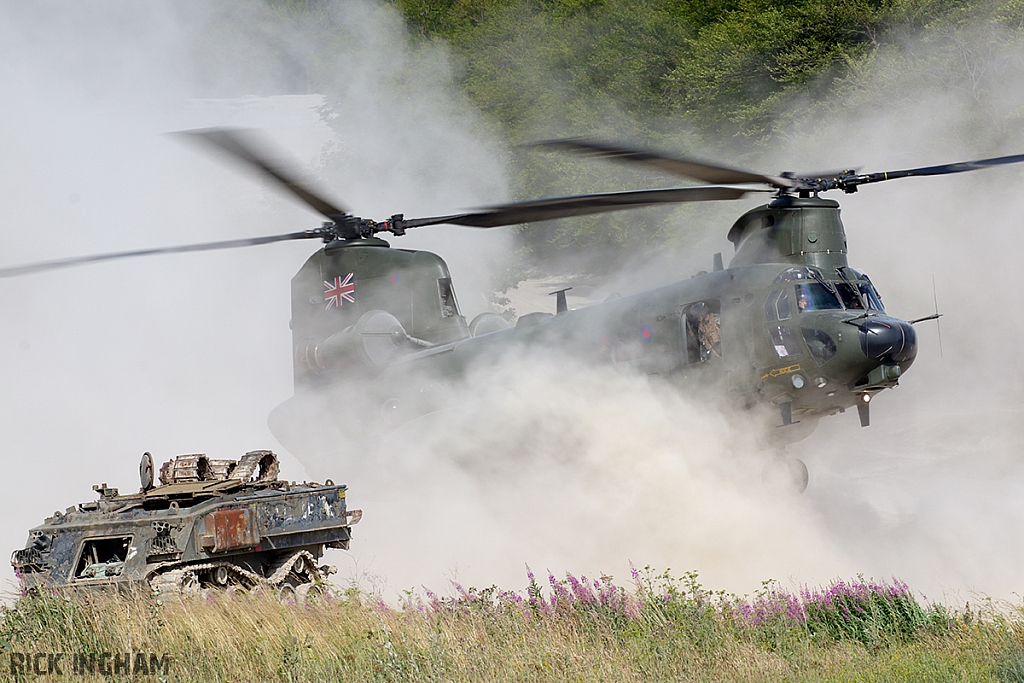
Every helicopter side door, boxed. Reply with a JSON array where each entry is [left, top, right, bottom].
[[681, 299, 723, 365]]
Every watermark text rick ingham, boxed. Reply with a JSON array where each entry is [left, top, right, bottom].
[[9, 652, 169, 676]]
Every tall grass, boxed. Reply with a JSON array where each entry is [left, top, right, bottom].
[[1, 568, 1022, 682]]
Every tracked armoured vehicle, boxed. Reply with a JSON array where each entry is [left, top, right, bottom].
[[12, 450, 361, 599]]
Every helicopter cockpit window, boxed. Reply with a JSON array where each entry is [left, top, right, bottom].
[[858, 282, 885, 311], [763, 289, 792, 322], [763, 290, 780, 322], [773, 266, 824, 284], [683, 299, 722, 363], [795, 283, 843, 312], [848, 269, 885, 311], [437, 278, 459, 318], [801, 328, 837, 365], [769, 324, 802, 358], [776, 289, 792, 320], [835, 283, 864, 310]]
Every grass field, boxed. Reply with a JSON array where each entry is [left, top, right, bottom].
[[2, 568, 1024, 682]]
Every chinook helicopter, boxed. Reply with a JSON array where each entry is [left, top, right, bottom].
[[2, 130, 1023, 489]]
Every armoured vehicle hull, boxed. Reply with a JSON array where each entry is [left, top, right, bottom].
[[12, 450, 361, 598]]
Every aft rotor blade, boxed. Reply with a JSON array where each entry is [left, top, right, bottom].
[[0, 231, 319, 278], [536, 139, 796, 189], [177, 128, 349, 220], [852, 152, 1024, 188], [400, 185, 768, 229]]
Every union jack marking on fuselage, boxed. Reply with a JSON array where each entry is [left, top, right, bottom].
[[324, 273, 355, 309]]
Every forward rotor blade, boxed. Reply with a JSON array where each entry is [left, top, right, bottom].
[[400, 185, 768, 229], [536, 139, 796, 189], [177, 128, 349, 220], [0, 231, 319, 278], [853, 152, 1024, 187]]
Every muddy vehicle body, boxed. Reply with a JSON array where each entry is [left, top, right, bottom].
[[12, 450, 361, 598]]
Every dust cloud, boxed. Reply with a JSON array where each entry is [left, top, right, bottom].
[[330, 23, 1024, 601], [768, 31, 1024, 603], [296, 348, 854, 595], [0, 0, 508, 596], [2, 1, 1023, 606]]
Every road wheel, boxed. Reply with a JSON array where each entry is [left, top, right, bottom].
[[277, 576, 301, 604], [180, 571, 201, 596], [213, 565, 230, 586]]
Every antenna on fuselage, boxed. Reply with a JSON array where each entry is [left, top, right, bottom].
[[550, 287, 573, 315]]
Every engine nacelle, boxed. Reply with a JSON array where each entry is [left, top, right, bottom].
[[297, 310, 407, 376]]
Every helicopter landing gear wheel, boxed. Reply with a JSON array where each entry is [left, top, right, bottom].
[[762, 455, 809, 495]]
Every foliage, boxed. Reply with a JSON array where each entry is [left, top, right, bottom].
[[385, 0, 1024, 266], [800, 578, 944, 644], [3, 569, 1019, 680], [249, 0, 1024, 268], [394, 0, 1018, 138]]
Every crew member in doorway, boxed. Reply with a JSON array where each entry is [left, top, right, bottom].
[[691, 302, 721, 361]]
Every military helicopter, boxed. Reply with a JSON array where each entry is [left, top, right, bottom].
[[3, 129, 1023, 489]]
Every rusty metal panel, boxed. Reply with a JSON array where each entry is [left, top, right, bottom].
[[200, 509, 258, 553]]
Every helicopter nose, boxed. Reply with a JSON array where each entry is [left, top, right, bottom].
[[859, 318, 917, 365]]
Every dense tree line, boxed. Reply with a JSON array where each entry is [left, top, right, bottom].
[[268, 0, 1024, 268], [394, 1, 1018, 138], [385, 0, 1024, 267]]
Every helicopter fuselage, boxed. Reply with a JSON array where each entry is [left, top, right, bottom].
[[273, 196, 918, 447]]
